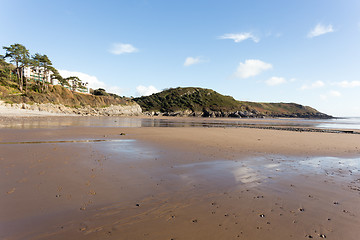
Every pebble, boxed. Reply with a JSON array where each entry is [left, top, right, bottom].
[[259, 214, 265, 218]]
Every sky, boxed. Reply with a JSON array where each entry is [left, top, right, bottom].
[[1, 0, 360, 117]]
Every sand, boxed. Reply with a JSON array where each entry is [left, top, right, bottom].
[[1, 117, 360, 239]]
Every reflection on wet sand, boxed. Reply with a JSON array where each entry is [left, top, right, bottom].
[[1, 121, 360, 239]]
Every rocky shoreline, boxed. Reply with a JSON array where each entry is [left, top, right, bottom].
[[234, 124, 359, 134], [0, 101, 142, 116], [144, 109, 332, 119]]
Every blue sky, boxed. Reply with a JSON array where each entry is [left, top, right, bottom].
[[1, 0, 360, 117]]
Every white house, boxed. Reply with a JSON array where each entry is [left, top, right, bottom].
[[65, 78, 90, 94], [23, 66, 53, 84]]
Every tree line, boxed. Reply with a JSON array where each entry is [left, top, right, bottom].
[[1, 43, 86, 93]]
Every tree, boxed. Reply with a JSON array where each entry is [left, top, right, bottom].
[[48, 66, 69, 87], [93, 88, 108, 96], [64, 76, 81, 91], [2, 44, 30, 91], [31, 53, 53, 92]]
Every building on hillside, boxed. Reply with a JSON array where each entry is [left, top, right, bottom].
[[23, 67, 89, 94], [65, 78, 90, 94], [23, 66, 55, 84]]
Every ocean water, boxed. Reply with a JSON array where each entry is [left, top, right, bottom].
[[1, 116, 360, 130], [316, 117, 360, 130]]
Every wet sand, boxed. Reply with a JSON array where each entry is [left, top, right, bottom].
[[1, 120, 360, 239]]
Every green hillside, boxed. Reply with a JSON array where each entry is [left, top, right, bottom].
[[134, 87, 331, 118]]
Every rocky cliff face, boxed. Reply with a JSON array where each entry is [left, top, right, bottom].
[[144, 109, 331, 119], [0, 101, 142, 116]]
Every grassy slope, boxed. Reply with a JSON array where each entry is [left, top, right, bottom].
[[134, 87, 329, 117], [0, 84, 134, 108]]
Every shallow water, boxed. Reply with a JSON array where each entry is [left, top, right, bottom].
[[175, 155, 360, 188], [317, 117, 360, 130], [1, 116, 360, 130]]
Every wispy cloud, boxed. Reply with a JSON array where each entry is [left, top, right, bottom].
[[234, 59, 272, 79], [59, 70, 123, 95], [333, 80, 360, 88], [184, 57, 202, 66], [219, 32, 259, 43], [266, 76, 286, 86], [136, 85, 159, 96], [109, 43, 138, 55], [320, 90, 342, 100], [300, 80, 325, 90], [307, 23, 334, 38]]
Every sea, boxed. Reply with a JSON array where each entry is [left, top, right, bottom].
[[1, 116, 360, 130]]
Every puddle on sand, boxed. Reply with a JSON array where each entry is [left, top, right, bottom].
[[174, 156, 360, 189], [0, 139, 131, 145], [93, 139, 160, 162], [0, 139, 107, 144]]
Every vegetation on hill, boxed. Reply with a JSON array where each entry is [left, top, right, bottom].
[[1, 43, 133, 108], [1, 43, 331, 118], [1, 43, 87, 93], [0, 84, 131, 108], [134, 87, 331, 118]]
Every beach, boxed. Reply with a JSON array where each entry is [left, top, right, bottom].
[[1, 116, 360, 239]]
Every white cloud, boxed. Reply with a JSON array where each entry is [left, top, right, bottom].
[[184, 57, 202, 66], [136, 85, 159, 96], [234, 59, 272, 79], [320, 90, 342, 100], [59, 70, 123, 95], [307, 23, 334, 38], [59, 70, 105, 89], [266, 77, 286, 86], [109, 43, 138, 55], [333, 80, 360, 88], [219, 32, 259, 43], [300, 80, 325, 90]]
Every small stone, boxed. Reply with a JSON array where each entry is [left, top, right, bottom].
[[259, 214, 265, 218], [120, 133, 126, 136], [320, 234, 326, 238], [333, 201, 339, 205], [299, 208, 305, 212], [136, 203, 140, 207], [192, 219, 198, 223]]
